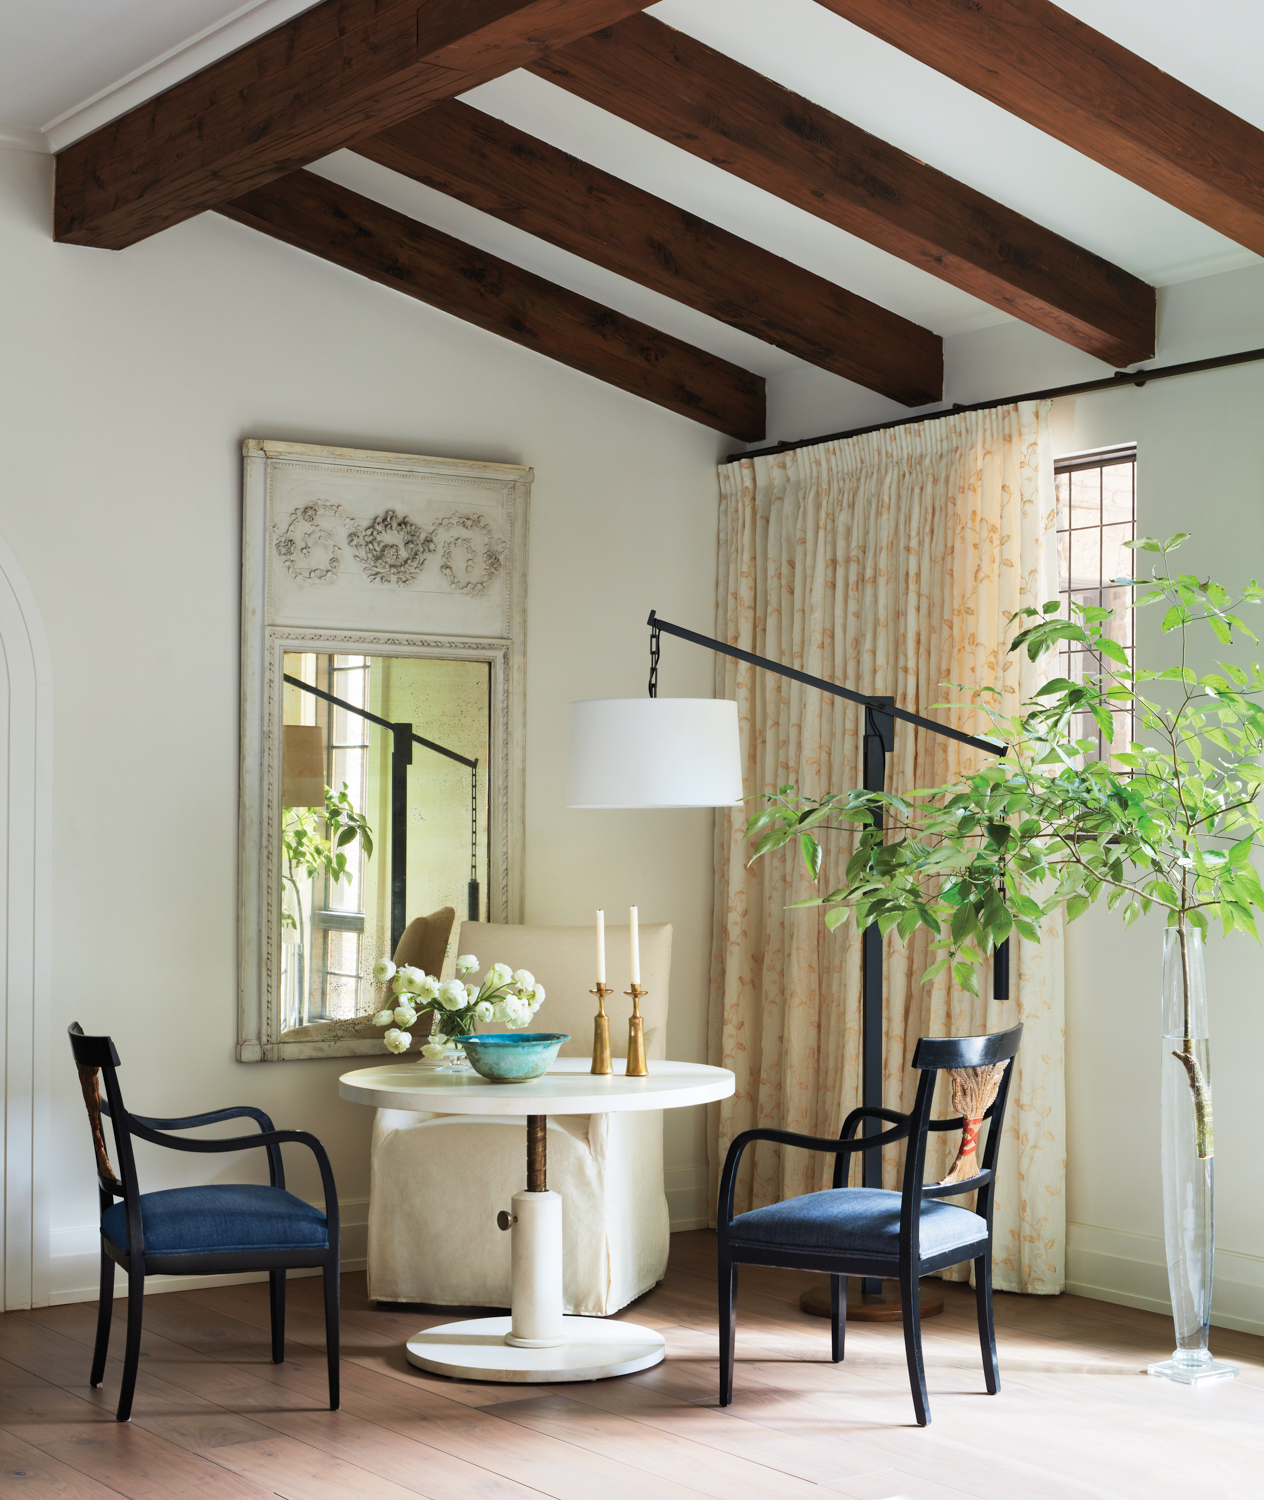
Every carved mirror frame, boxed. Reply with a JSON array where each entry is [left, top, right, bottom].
[[238, 440, 529, 1062]]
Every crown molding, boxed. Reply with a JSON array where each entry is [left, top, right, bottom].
[[42, 0, 314, 153], [0, 122, 50, 154]]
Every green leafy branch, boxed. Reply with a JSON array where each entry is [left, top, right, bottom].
[[745, 534, 1264, 1159], [281, 784, 374, 933]]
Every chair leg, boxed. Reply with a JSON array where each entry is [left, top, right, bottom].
[[830, 1274, 846, 1363], [322, 1260, 340, 1411], [899, 1268, 930, 1427], [89, 1246, 113, 1388], [718, 1258, 737, 1407], [975, 1251, 999, 1394], [269, 1269, 286, 1364], [115, 1266, 145, 1422]]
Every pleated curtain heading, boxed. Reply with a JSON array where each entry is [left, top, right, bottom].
[[710, 401, 1066, 1295]]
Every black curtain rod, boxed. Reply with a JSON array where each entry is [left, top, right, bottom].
[[724, 344, 1264, 465]]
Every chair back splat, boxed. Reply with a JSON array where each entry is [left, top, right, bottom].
[[66, 1022, 340, 1423], [716, 1024, 1022, 1426]]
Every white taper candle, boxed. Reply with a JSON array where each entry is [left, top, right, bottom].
[[596, 909, 606, 984], [629, 905, 640, 985]]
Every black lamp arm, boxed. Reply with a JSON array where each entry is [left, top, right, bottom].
[[645, 611, 1012, 1012], [646, 612, 1005, 758]]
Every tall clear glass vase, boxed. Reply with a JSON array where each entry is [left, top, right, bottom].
[[1148, 926, 1237, 1384]]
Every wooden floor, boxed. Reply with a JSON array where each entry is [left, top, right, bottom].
[[1, 1231, 1261, 1500]]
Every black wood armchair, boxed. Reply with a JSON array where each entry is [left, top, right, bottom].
[[717, 1025, 1022, 1426], [68, 1023, 340, 1422]]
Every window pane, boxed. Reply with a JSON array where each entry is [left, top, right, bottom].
[[1102, 523, 1133, 586], [1069, 467, 1101, 528], [1070, 530, 1100, 595], [1101, 463, 1135, 525]]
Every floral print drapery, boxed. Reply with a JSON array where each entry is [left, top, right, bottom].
[[709, 402, 1066, 1294]]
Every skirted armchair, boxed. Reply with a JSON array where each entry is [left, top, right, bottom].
[[367, 920, 672, 1315]]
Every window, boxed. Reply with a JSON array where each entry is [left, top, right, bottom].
[[1054, 446, 1136, 761]]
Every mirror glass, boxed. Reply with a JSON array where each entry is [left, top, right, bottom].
[[278, 650, 490, 1033]]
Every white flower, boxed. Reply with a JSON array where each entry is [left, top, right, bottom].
[[438, 979, 468, 1011], [475, 1000, 493, 1022], [383, 1028, 411, 1054], [512, 968, 535, 991], [392, 968, 418, 995], [421, 1040, 455, 1060], [488, 962, 513, 986], [393, 1004, 418, 1027], [372, 1008, 395, 1028], [456, 954, 480, 976], [415, 973, 440, 1001], [373, 958, 397, 983], [500, 995, 529, 1027], [532, 983, 546, 1006]]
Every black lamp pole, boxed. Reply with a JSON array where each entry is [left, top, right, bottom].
[[647, 612, 1009, 1293], [283, 673, 481, 953]]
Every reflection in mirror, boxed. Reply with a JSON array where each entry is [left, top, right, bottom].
[[278, 651, 490, 1034]]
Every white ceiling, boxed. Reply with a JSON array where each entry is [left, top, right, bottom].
[[3, 0, 1261, 378]]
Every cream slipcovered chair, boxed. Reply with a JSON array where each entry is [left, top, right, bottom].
[[367, 921, 672, 1314]]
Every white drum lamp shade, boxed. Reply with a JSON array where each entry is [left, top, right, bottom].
[[568, 699, 744, 808]]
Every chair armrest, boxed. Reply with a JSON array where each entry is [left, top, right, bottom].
[[717, 1120, 911, 1229], [839, 1105, 908, 1141], [127, 1121, 336, 1230], [126, 1105, 283, 1187], [920, 1169, 995, 1200]]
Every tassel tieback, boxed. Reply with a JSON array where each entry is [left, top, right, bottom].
[[939, 1061, 1009, 1185]]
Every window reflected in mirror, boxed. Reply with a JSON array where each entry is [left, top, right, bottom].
[[279, 651, 490, 1033]]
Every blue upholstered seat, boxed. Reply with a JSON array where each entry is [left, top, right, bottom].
[[729, 1186, 986, 1259], [102, 1184, 329, 1256]]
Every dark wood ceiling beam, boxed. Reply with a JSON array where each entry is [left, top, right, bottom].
[[357, 101, 942, 406], [531, 15, 1155, 366], [815, 0, 1264, 256], [217, 170, 765, 440], [55, 0, 657, 251]]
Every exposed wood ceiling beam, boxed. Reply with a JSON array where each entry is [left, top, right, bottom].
[[55, 0, 657, 251], [358, 101, 942, 406], [531, 15, 1155, 367], [815, 0, 1264, 257], [218, 170, 765, 440]]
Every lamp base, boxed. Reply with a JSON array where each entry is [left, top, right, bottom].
[[799, 1278, 944, 1322]]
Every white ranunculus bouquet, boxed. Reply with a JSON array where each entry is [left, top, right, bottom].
[[370, 951, 545, 1060]]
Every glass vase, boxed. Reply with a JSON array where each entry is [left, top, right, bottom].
[[1147, 926, 1237, 1384]]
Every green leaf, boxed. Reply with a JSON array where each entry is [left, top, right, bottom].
[[1162, 532, 1191, 552], [800, 833, 822, 882], [1066, 893, 1092, 922], [953, 962, 979, 997], [919, 957, 951, 986]]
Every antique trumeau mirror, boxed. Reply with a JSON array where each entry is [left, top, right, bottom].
[[238, 441, 529, 1061]]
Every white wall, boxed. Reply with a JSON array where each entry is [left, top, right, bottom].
[[0, 144, 726, 1306], [761, 262, 1264, 1335]]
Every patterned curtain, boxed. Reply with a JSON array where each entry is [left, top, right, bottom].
[[708, 402, 1065, 1294]]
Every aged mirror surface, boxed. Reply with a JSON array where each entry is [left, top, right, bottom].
[[239, 441, 529, 1061]]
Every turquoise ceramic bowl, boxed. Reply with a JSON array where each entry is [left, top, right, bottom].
[[458, 1032, 571, 1083]]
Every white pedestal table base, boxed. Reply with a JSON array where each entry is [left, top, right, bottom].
[[406, 1314, 665, 1383], [338, 1059, 735, 1387]]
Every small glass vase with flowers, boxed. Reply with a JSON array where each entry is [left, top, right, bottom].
[[370, 954, 545, 1066]]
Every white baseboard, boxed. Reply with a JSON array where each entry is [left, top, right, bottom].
[[666, 1164, 711, 1231], [49, 1199, 368, 1306], [1066, 1220, 1264, 1337]]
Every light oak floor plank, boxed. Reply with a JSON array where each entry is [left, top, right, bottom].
[[7, 1231, 1263, 1500]]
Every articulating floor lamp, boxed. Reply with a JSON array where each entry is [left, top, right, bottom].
[[567, 612, 1009, 1320]]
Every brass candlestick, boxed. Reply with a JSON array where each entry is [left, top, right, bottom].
[[590, 982, 614, 1075], [625, 984, 649, 1077]]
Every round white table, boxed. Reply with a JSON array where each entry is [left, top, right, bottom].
[[339, 1056, 734, 1383]]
